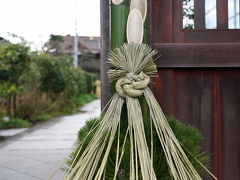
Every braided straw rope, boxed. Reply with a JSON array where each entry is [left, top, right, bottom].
[[63, 43, 217, 180], [116, 71, 150, 98]]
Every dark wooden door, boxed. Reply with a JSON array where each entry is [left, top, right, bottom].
[[150, 0, 240, 179]]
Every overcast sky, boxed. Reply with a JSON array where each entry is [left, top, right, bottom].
[[0, 0, 100, 49]]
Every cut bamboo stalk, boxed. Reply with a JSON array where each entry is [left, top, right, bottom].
[[112, 0, 123, 5], [130, 0, 147, 21], [110, 0, 129, 94], [111, 0, 129, 50], [127, 9, 144, 44]]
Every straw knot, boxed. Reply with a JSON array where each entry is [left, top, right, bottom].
[[116, 71, 150, 98]]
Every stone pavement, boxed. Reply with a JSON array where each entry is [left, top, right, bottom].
[[0, 128, 28, 137], [0, 99, 101, 180]]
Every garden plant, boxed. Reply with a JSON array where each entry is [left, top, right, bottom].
[[0, 36, 97, 129]]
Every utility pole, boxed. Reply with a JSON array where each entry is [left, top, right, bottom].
[[74, 31, 78, 67], [73, 0, 78, 67]]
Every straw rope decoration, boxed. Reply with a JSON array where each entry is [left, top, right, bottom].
[[64, 1, 217, 179]]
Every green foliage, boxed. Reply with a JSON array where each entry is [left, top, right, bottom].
[[34, 114, 52, 122], [49, 34, 64, 42], [64, 67, 87, 97], [0, 109, 7, 118], [0, 69, 10, 81], [19, 60, 41, 91], [36, 54, 66, 94], [30, 94, 97, 123], [71, 94, 97, 107], [0, 40, 31, 85], [0, 39, 31, 117], [84, 72, 97, 93], [36, 53, 90, 97], [65, 117, 210, 179], [0, 83, 22, 98], [183, 0, 194, 29], [0, 35, 98, 127], [0, 118, 32, 129], [40, 68, 65, 93]]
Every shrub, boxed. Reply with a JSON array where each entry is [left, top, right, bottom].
[[0, 69, 10, 81], [84, 72, 97, 93], [0, 40, 32, 117], [65, 117, 210, 179], [37, 54, 66, 94], [0, 40, 31, 85], [71, 94, 97, 107], [0, 118, 32, 129], [64, 67, 87, 98], [51, 97, 77, 114], [0, 36, 98, 127], [40, 68, 65, 94], [14, 92, 52, 122], [34, 114, 52, 122]]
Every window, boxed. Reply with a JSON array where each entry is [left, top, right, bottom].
[[183, 0, 240, 29], [151, 0, 240, 67]]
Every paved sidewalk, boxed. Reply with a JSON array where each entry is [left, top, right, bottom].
[[0, 128, 28, 137], [0, 99, 101, 180]]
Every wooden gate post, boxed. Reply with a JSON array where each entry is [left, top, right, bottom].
[[100, 0, 110, 110]]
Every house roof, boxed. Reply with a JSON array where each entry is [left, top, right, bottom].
[[54, 35, 100, 55]]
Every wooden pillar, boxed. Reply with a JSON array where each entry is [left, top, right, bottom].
[[100, 0, 110, 110]]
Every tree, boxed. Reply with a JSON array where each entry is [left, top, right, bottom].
[[0, 40, 31, 116], [183, 0, 194, 29]]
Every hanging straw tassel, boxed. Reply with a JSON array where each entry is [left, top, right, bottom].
[[144, 88, 202, 179], [126, 97, 157, 180], [65, 94, 124, 180]]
